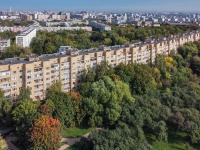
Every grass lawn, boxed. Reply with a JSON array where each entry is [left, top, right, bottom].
[[66, 143, 82, 150], [61, 126, 94, 138], [151, 131, 200, 150], [60, 141, 67, 147]]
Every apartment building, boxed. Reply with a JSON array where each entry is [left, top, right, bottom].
[[89, 21, 111, 32], [0, 39, 10, 51], [36, 26, 92, 32], [20, 14, 33, 21], [37, 14, 49, 21], [0, 30, 200, 100], [16, 28, 36, 47]]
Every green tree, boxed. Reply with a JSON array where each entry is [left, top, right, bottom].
[[17, 87, 31, 102], [83, 76, 134, 126], [0, 89, 13, 126], [79, 127, 153, 150], [130, 64, 157, 94], [95, 60, 114, 80], [190, 56, 200, 75], [46, 91, 75, 127], [12, 100, 39, 146], [178, 42, 198, 59]]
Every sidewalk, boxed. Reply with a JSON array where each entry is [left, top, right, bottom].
[[0, 127, 19, 150], [0, 127, 15, 135], [5, 136, 19, 150], [58, 128, 102, 150]]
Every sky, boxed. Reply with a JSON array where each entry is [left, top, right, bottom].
[[0, 0, 200, 12]]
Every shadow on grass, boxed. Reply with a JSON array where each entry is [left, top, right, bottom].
[[149, 130, 200, 150], [61, 125, 94, 138]]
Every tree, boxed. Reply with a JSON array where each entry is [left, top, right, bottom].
[[12, 100, 39, 146], [48, 81, 62, 92], [95, 60, 114, 80], [29, 115, 61, 150], [152, 121, 168, 142], [190, 56, 200, 75], [81, 68, 96, 83], [46, 91, 75, 127], [83, 76, 134, 126], [168, 112, 185, 133], [17, 87, 31, 102], [115, 63, 135, 84], [68, 91, 86, 125], [130, 64, 157, 95], [30, 37, 45, 55], [39, 104, 53, 116], [178, 42, 198, 59], [0, 135, 8, 150], [78, 68, 96, 97], [0, 89, 13, 126], [79, 127, 153, 150]]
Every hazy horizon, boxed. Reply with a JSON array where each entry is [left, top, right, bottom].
[[0, 0, 200, 12]]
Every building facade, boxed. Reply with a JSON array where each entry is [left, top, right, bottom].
[[16, 28, 36, 47], [89, 21, 111, 32], [35, 26, 92, 32], [0, 39, 10, 51], [0, 30, 200, 100]]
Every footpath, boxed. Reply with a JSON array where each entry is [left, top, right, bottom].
[[0, 127, 19, 150], [59, 128, 101, 150]]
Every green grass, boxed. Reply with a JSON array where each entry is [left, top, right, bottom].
[[151, 131, 200, 150], [60, 142, 67, 147], [66, 143, 82, 150], [61, 126, 94, 138]]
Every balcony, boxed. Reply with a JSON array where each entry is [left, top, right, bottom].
[[34, 79, 43, 83], [34, 67, 43, 73], [0, 77, 10, 83], [0, 71, 10, 77], [51, 63, 60, 69]]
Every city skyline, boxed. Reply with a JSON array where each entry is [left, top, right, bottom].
[[0, 0, 200, 12]]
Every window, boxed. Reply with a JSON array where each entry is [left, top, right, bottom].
[[13, 71, 16, 74], [12, 82, 17, 86], [12, 77, 16, 80], [19, 70, 23, 73], [46, 83, 50, 86], [27, 70, 31, 73]]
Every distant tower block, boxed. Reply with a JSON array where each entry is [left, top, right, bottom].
[[10, 7, 12, 13]]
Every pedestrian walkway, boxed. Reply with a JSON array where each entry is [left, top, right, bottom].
[[58, 128, 102, 150], [0, 127, 19, 150], [5, 136, 19, 150], [0, 127, 14, 135]]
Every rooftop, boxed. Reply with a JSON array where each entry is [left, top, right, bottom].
[[0, 30, 199, 66], [17, 28, 36, 36]]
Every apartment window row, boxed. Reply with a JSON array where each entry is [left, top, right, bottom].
[[0, 71, 10, 76], [0, 83, 10, 88]]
